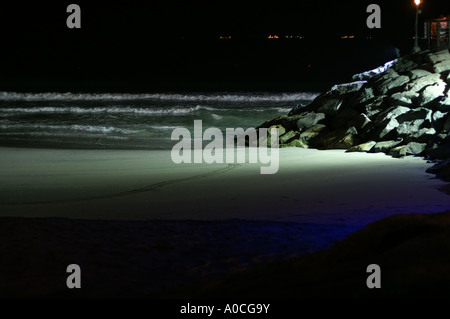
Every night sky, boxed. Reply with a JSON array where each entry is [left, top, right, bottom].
[[0, 0, 449, 92]]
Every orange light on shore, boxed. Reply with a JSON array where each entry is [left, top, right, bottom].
[[414, 0, 421, 6]]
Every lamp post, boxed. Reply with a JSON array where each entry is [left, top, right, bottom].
[[413, 0, 422, 53]]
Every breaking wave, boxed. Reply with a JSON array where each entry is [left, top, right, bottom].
[[0, 91, 319, 103]]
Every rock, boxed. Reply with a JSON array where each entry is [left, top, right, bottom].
[[396, 119, 426, 136], [433, 60, 450, 73], [281, 139, 307, 148], [396, 107, 432, 123], [328, 108, 360, 129], [299, 124, 327, 143], [349, 87, 375, 105], [352, 59, 397, 81], [389, 142, 427, 157], [405, 73, 441, 93], [419, 82, 446, 105], [288, 104, 304, 116], [425, 142, 450, 160], [377, 106, 411, 122], [327, 81, 367, 96], [395, 59, 417, 74], [372, 118, 399, 140], [432, 111, 448, 131], [346, 141, 376, 152], [269, 125, 286, 137], [373, 68, 399, 85], [433, 110, 447, 122], [388, 91, 419, 106], [296, 112, 326, 131], [279, 130, 298, 144], [350, 113, 372, 130], [324, 127, 359, 149], [426, 49, 450, 65], [426, 159, 450, 181], [376, 75, 410, 95], [317, 98, 344, 115], [371, 139, 404, 153], [408, 69, 432, 80], [405, 127, 436, 143], [259, 51, 449, 170], [361, 96, 386, 117], [444, 116, 450, 132], [438, 91, 450, 111]]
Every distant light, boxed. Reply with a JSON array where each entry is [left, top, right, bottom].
[[219, 35, 232, 40], [284, 35, 304, 39], [414, 0, 421, 6], [267, 35, 279, 39]]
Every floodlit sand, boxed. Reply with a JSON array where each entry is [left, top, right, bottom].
[[0, 147, 448, 225], [0, 146, 449, 298]]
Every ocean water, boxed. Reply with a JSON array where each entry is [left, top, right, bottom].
[[0, 91, 318, 150]]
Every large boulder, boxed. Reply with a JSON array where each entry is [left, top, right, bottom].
[[316, 98, 344, 115], [323, 126, 359, 149], [299, 124, 327, 145], [438, 91, 450, 111], [405, 127, 436, 143], [376, 75, 410, 95], [388, 91, 419, 107], [419, 82, 447, 106], [395, 59, 417, 74], [327, 81, 367, 96], [279, 130, 298, 144], [405, 73, 441, 93], [377, 106, 411, 122], [371, 139, 404, 153], [352, 59, 397, 81], [396, 119, 427, 136], [359, 95, 387, 116], [426, 49, 450, 65], [296, 112, 326, 131], [346, 141, 377, 153], [370, 118, 399, 140], [433, 60, 450, 73], [349, 87, 375, 106], [350, 113, 372, 130], [389, 142, 427, 157], [408, 69, 432, 80], [444, 116, 450, 132], [432, 111, 448, 131], [396, 107, 432, 123]]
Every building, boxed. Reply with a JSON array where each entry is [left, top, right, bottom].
[[424, 15, 450, 50]]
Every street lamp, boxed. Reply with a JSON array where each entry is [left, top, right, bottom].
[[413, 0, 422, 53]]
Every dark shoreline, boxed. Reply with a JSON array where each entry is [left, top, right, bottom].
[[2, 210, 450, 299], [0, 217, 361, 298]]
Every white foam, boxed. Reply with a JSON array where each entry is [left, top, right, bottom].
[[0, 91, 319, 103], [211, 114, 223, 120], [0, 104, 298, 116], [0, 123, 138, 134]]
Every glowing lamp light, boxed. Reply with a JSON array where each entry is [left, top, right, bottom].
[[414, 0, 421, 6]]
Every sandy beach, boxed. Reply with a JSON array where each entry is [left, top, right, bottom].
[[0, 146, 449, 298], [0, 147, 448, 224]]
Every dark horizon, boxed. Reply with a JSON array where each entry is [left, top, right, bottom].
[[0, 0, 449, 92]]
